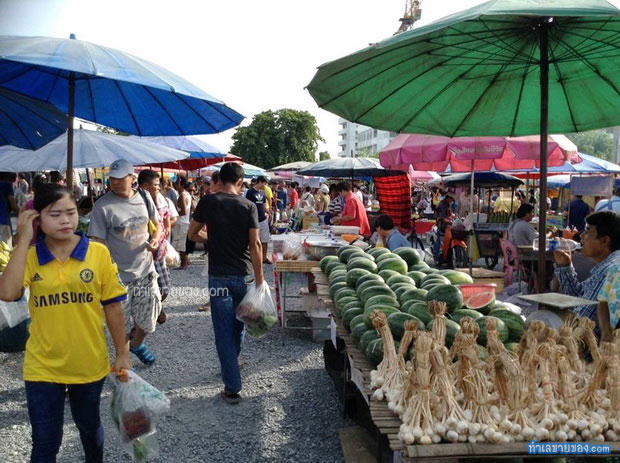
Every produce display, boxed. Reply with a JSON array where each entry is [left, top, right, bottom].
[[321, 246, 620, 446]]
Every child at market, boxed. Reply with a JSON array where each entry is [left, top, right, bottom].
[[0, 183, 130, 462]]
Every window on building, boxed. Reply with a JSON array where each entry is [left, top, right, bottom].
[[373, 129, 378, 137]]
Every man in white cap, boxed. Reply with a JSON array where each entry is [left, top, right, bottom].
[[316, 184, 330, 213], [88, 159, 162, 365]]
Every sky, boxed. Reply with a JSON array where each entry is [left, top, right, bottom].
[[0, 0, 533, 157]]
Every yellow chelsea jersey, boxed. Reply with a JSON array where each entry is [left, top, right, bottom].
[[23, 232, 127, 384]]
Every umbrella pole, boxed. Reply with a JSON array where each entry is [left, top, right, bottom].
[[160, 163, 164, 178], [469, 162, 474, 275], [537, 20, 550, 293], [66, 71, 76, 189]]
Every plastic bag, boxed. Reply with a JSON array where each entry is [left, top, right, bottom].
[[0, 289, 29, 330], [110, 370, 170, 462], [164, 240, 180, 269], [282, 235, 303, 260], [235, 282, 278, 339]]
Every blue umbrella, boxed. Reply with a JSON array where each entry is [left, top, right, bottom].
[[0, 88, 66, 149], [0, 34, 244, 184], [132, 136, 225, 159]]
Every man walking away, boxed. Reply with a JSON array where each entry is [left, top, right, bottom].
[[246, 176, 271, 264], [188, 162, 265, 404], [88, 160, 162, 365], [564, 195, 591, 232]]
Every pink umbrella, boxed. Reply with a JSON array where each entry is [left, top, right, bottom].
[[380, 134, 579, 172], [407, 164, 440, 182]]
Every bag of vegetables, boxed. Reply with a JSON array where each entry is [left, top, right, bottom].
[[110, 370, 170, 462], [236, 281, 278, 338]]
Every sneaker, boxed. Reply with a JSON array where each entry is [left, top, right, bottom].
[[220, 390, 241, 405]]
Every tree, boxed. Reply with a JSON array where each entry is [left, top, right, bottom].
[[230, 109, 324, 168], [566, 129, 613, 161], [355, 147, 380, 159], [318, 151, 331, 161]]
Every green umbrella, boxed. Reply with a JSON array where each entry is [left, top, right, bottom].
[[307, 0, 620, 290]]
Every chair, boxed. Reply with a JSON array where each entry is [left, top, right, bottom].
[[499, 239, 525, 288]]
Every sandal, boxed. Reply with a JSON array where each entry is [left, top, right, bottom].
[[220, 390, 241, 405], [157, 310, 167, 324], [130, 344, 156, 365], [198, 302, 210, 312]]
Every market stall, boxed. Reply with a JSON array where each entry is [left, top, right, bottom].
[[316, 243, 620, 461]]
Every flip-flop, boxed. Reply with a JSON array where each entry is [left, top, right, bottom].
[[130, 344, 156, 365], [220, 390, 241, 405], [157, 310, 167, 324]]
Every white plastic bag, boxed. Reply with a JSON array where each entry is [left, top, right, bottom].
[[164, 240, 180, 269], [110, 370, 170, 462], [235, 281, 278, 339], [0, 290, 29, 329]]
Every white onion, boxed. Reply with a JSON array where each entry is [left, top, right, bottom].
[[555, 430, 568, 441], [581, 429, 592, 440], [403, 432, 415, 444], [419, 435, 432, 445], [594, 434, 605, 442], [456, 421, 469, 434], [469, 423, 481, 436], [373, 389, 384, 401], [522, 427, 535, 440], [542, 418, 554, 430], [446, 430, 459, 442], [400, 424, 411, 434], [511, 424, 522, 435], [445, 417, 457, 429], [458, 434, 468, 442], [591, 423, 603, 435], [500, 435, 511, 444], [463, 409, 473, 422], [567, 429, 577, 440], [431, 433, 441, 444], [434, 423, 446, 435], [484, 428, 495, 440], [412, 426, 424, 439], [468, 435, 478, 444]]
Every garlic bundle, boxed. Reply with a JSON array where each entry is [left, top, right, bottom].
[[369, 310, 405, 402]]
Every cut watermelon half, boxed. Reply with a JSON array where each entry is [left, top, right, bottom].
[[464, 291, 496, 310]]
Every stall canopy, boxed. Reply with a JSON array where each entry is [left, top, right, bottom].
[[442, 172, 524, 189], [134, 135, 229, 170], [509, 152, 620, 175], [379, 133, 577, 172], [297, 157, 403, 178], [204, 161, 269, 179]]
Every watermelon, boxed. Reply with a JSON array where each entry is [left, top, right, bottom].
[[360, 285, 396, 304], [478, 345, 489, 361], [426, 319, 461, 347], [363, 305, 400, 329], [343, 307, 364, 331], [364, 294, 400, 310], [334, 288, 357, 304], [393, 285, 414, 301], [420, 282, 443, 293], [388, 312, 424, 340], [329, 282, 347, 299], [339, 247, 365, 264], [420, 268, 440, 274], [320, 255, 339, 272], [425, 285, 464, 312], [399, 288, 428, 305], [450, 309, 484, 325], [356, 273, 384, 289], [409, 262, 430, 271], [350, 314, 367, 331], [404, 302, 433, 325], [375, 252, 397, 264], [342, 300, 362, 313], [347, 257, 378, 274], [356, 280, 389, 298], [505, 342, 520, 354], [462, 288, 496, 315], [489, 309, 525, 342], [491, 301, 522, 315], [378, 269, 400, 282], [386, 274, 416, 288], [420, 274, 451, 288], [359, 330, 380, 351], [330, 277, 347, 289], [329, 267, 347, 279], [393, 247, 421, 267], [337, 297, 359, 315], [365, 338, 384, 365], [377, 257, 408, 275], [441, 270, 474, 285], [368, 247, 391, 259], [346, 268, 372, 288], [325, 261, 346, 276], [407, 271, 426, 286], [351, 322, 369, 343], [476, 316, 509, 346], [338, 245, 364, 259]]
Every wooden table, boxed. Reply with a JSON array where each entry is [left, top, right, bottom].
[[455, 267, 505, 293], [518, 292, 597, 309]]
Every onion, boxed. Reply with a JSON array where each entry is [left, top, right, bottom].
[[445, 417, 457, 429], [511, 424, 522, 435], [456, 421, 469, 434], [446, 430, 459, 442], [581, 429, 592, 440], [484, 428, 495, 440], [468, 423, 481, 436], [403, 432, 415, 444], [555, 430, 568, 441], [434, 423, 446, 435], [522, 427, 535, 440], [458, 434, 468, 442], [431, 433, 441, 444], [594, 434, 605, 442], [605, 430, 617, 441], [567, 419, 578, 430], [500, 435, 511, 444], [463, 409, 473, 422], [419, 435, 432, 445], [567, 429, 577, 440], [591, 423, 603, 435], [500, 420, 512, 432], [468, 435, 478, 444], [412, 426, 423, 439], [541, 418, 554, 430]]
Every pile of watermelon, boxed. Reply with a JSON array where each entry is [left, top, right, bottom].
[[320, 246, 525, 366]]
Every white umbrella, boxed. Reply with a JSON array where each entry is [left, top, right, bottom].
[[0, 128, 189, 172]]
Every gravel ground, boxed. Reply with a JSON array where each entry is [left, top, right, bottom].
[[0, 252, 346, 462]]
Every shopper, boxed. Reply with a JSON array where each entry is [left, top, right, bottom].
[[563, 195, 591, 232], [138, 170, 173, 325], [315, 184, 330, 213], [375, 214, 411, 251], [507, 203, 538, 247], [0, 183, 129, 462], [88, 159, 162, 365], [188, 162, 265, 405], [0, 172, 18, 244], [332, 182, 370, 236], [594, 185, 620, 213], [276, 183, 288, 217], [288, 182, 299, 210], [173, 175, 192, 269], [164, 178, 179, 205], [245, 176, 271, 264]]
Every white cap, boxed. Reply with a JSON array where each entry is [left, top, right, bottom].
[[320, 184, 329, 194], [109, 159, 135, 178]]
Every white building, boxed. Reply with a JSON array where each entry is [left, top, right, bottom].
[[337, 118, 397, 157]]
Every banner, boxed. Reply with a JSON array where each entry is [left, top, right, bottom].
[[570, 176, 613, 196]]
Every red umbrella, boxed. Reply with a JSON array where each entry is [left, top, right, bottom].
[[146, 153, 241, 171]]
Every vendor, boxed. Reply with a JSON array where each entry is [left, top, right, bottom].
[[375, 214, 411, 251], [554, 211, 620, 333], [331, 182, 370, 236], [507, 204, 538, 246]]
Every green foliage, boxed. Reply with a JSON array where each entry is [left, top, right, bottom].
[[230, 109, 324, 168], [566, 130, 613, 160], [318, 150, 331, 161], [355, 147, 379, 158]]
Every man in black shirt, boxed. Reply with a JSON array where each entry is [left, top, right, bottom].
[[245, 176, 271, 264], [188, 163, 265, 404]]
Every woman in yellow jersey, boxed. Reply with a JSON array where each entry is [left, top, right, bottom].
[[0, 184, 130, 463]]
